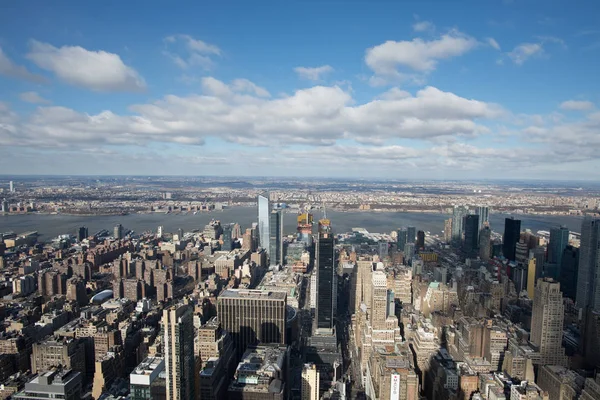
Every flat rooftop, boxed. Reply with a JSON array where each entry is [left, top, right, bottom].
[[220, 289, 286, 300]]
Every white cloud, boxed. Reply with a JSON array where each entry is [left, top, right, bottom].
[[163, 34, 221, 69], [487, 38, 501, 50], [365, 30, 478, 84], [200, 77, 270, 98], [0, 46, 46, 83], [507, 42, 543, 65], [559, 100, 595, 111], [26, 40, 145, 92], [19, 91, 51, 104], [294, 65, 334, 81], [231, 79, 270, 97], [413, 21, 434, 33]]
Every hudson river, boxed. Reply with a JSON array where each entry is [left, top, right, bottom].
[[0, 207, 586, 241]]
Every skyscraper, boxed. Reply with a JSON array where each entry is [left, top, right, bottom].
[[221, 223, 233, 251], [559, 245, 579, 301], [162, 304, 195, 400], [549, 226, 569, 268], [114, 224, 123, 240], [577, 217, 600, 311], [297, 212, 313, 245], [217, 289, 286, 356], [503, 217, 521, 261], [269, 209, 283, 266], [397, 228, 408, 254], [316, 219, 335, 333], [476, 206, 489, 232], [257, 193, 270, 253], [301, 363, 320, 400], [451, 206, 468, 245], [479, 226, 491, 261], [530, 278, 568, 366], [9, 181, 14, 192], [463, 214, 479, 254], [407, 226, 416, 244], [77, 227, 88, 242], [416, 230, 425, 250]]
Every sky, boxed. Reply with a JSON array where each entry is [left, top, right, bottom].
[[1, 0, 599, 180]]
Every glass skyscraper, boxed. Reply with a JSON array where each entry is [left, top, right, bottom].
[[577, 217, 600, 311], [397, 228, 408, 254], [503, 217, 521, 261], [257, 194, 270, 253], [549, 225, 569, 267], [463, 214, 479, 253], [316, 219, 335, 333], [269, 209, 283, 266], [407, 226, 416, 244], [476, 206, 489, 233], [451, 206, 468, 245]]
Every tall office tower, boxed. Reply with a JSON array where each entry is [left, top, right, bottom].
[[371, 270, 389, 329], [232, 223, 242, 239], [77, 226, 88, 242], [463, 214, 479, 253], [162, 304, 195, 400], [217, 289, 286, 356], [479, 226, 492, 260], [130, 357, 165, 400], [503, 217, 521, 261], [9, 181, 13, 192], [559, 245, 579, 300], [301, 363, 320, 400], [407, 227, 416, 244], [114, 224, 124, 240], [444, 218, 453, 243], [316, 219, 335, 334], [451, 206, 468, 245], [549, 226, 569, 267], [530, 278, 568, 366], [577, 217, 600, 311], [257, 193, 270, 253], [397, 228, 408, 254], [269, 209, 283, 266], [221, 224, 233, 251], [476, 206, 489, 232], [1, 198, 8, 213], [157, 226, 163, 238], [297, 212, 314, 245], [416, 230, 425, 250]]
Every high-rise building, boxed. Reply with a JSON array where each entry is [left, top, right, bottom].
[[217, 289, 286, 356], [316, 219, 335, 333], [129, 357, 165, 400], [463, 214, 479, 254], [479, 226, 491, 261], [559, 245, 579, 301], [114, 224, 124, 240], [1, 198, 8, 213], [503, 217, 521, 261], [407, 227, 416, 244], [77, 226, 88, 242], [221, 224, 233, 251], [530, 278, 568, 366], [371, 270, 389, 330], [451, 206, 468, 245], [577, 217, 600, 311], [416, 230, 425, 250], [549, 226, 569, 269], [269, 209, 283, 266], [444, 218, 453, 243], [397, 228, 408, 254], [9, 181, 14, 193], [13, 369, 82, 400], [476, 206, 489, 232], [297, 212, 313, 245], [301, 363, 320, 400], [258, 194, 270, 253], [162, 304, 195, 400]]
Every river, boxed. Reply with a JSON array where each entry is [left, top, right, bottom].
[[0, 207, 586, 241]]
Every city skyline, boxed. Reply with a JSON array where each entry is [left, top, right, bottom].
[[1, 1, 600, 179]]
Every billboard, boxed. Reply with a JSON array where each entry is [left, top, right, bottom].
[[390, 372, 400, 400]]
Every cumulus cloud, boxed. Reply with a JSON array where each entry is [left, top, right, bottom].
[[507, 43, 543, 65], [26, 40, 145, 92], [19, 91, 51, 104], [365, 30, 478, 84], [294, 65, 334, 81], [0, 46, 46, 83], [163, 34, 221, 69], [559, 100, 594, 111]]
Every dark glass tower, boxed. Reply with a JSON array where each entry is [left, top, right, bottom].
[[316, 219, 335, 332], [416, 230, 425, 250], [222, 224, 233, 251], [549, 225, 569, 268], [463, 214, 479, 253], [397, 228, 408, 254], [503, 217, 521, 261], [407, 226, 416, 244], [559, 245, 579, 301], [269, 209, 283, 266]]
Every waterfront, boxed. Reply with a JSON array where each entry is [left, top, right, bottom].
[[0, 207, 586, 241]]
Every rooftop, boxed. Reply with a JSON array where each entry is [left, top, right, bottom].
[[220, 289, 286, 300]]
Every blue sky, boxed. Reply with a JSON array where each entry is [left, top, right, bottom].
[[1, 0, 599, 180]]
